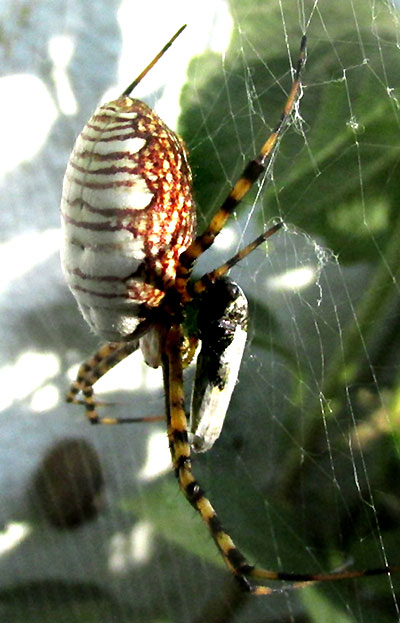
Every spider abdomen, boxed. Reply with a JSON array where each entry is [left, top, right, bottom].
[[61, 97, 195, 340]]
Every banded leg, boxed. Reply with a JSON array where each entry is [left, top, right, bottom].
[[191, 221, 283, 297], [176, 35, 306, 293], [165, 323, 271, 594], [67, 341, 164, 425], [164, 324, 399, 593], [66, 342, 124, 405]]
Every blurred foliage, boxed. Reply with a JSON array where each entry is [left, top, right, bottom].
[[0, 581, 137, 623]]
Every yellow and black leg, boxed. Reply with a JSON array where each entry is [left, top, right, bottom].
[[176, 35, 307, 296], [66, 341, 164, 425], [164, 324, 399, 593]]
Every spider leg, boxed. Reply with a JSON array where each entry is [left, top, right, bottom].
[[66, 342, 123, 405], [67, 340, 164, 425], [164, 324, 399, 594], [176, 35, 306, 292], [192, 221, 283, 296], [164, 324, 259, 590], [67, 341, 139, 423], [121, 25, 186, 97]]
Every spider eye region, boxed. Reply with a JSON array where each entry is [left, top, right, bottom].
[[60, 97, 196, 341]]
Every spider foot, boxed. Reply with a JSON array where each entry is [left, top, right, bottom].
[[87, 414, 165, 425]]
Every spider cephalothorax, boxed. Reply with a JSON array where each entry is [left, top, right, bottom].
[[61, 25, 398, 594]]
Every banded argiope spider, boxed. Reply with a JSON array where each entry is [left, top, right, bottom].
[[61, 25, 399, 594]]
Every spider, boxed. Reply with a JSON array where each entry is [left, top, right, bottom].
[[61, 25, 398, 594]]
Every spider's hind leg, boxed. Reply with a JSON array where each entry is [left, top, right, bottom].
[[176, 36, 306, 287], [192, 221, 283, 298]]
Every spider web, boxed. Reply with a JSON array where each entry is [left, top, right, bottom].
[[1, 0, 400, 622]]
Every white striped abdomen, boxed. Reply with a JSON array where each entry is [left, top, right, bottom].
[[61, 97, 195, 341]]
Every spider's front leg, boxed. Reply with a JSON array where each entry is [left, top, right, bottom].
[[66, 341, 139, 423], [165, 322, 289, 595], [66, 332, 163, 425], [66, 320, 167, 425], [164, 323, 254, 587]]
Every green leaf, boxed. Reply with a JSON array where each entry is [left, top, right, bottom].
[[179, 0, 400, 265]]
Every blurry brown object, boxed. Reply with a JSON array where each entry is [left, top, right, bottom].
[[34, 438, 104, 529]]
